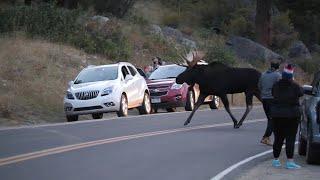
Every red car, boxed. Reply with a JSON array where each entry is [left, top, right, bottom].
[[146, 64, 220, 112]]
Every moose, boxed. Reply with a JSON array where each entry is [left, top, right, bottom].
[[176, 51, 262, 128]]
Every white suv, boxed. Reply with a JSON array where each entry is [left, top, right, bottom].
[[63, 62, 151, 122]]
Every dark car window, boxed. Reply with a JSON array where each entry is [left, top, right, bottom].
[[148, 65, 186, 80], [137, 68, 147, 78], [127, 66, 137, 76], [74, 66, 118, 84], [121, 66, 130, 79]]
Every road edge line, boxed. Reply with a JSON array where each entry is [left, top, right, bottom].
[[210, 142, 298, 180]]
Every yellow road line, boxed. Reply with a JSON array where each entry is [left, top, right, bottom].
[[0, 119, 265, 166]]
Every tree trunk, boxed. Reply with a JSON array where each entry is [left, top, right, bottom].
[[255, 0, 272, 47]]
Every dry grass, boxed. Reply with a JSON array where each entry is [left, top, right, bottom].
[[0, 35, 112, 126]]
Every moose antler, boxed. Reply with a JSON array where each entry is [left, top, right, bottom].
[[176, 47, 205, 67]]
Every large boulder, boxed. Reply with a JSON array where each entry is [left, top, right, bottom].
[[91, 16, 110, 26], [288, 41, 312, 59], [226, 36, 283, 62], [162, 27, 197, 48], [149, 24, 163, 37]]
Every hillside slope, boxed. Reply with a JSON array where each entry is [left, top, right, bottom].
[[0, 36, 111, 126]]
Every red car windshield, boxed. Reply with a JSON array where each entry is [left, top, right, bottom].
[[148, 65, 186, 80]]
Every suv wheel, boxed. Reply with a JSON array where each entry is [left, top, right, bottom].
[[139, 92, 151, 115], [209, 96, 220, 109], [66, 115, 78, 122], [92, 113, 103, 119], [298, 129, 307, 156], [306, 129, 319, 164], [117, 94, 128, 117], [185, 90, 195, 111]]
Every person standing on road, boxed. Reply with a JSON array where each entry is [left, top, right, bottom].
[[258, 61, 281, 146], [270, 64, 303, 169]]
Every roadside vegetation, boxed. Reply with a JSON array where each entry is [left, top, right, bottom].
[[0, 0, 319, 125]]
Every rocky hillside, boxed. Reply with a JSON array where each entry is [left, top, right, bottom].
[[0, 0, 319, 126]]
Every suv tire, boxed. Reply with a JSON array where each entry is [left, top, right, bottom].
[[117, 94, 128, 117], [306, 128, 319, 164], [66, 115, 78, 122], [298, 129, 307, 156], [92, 113, 103, 119], [185, 90, 195, 111], [139, 92, 151, 115]]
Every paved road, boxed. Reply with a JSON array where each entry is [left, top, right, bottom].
[[0, 107, 270, 180]]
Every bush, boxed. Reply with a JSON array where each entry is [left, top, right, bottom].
[[294, 54, 320, 74], [201, 37, 236, 65], [0, 4, 132, 60], [224, 8, 255, 38], [271, 12, 297, 50]]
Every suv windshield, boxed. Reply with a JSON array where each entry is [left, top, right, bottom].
[[74, 66, 118, 84], [148, 65, 186, 80]]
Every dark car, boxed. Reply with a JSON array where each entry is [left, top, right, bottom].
[[298, 76, 320, 164], [146, 64, 220, 112]]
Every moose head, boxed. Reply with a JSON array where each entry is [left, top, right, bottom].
[[176, 50, 205, 85]]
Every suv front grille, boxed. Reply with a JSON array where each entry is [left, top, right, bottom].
[[74, 106, 103, 111], [75, 90, 99, 100], [150, 91, 168, 96]]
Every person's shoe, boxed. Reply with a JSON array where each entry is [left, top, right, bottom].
[[260, 137, 273, 146], [272, 159, 281, 168], [285, 161, 301, 169]]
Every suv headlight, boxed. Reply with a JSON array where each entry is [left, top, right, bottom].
[[66, 91, 75, 99], [171, 83, 183, 89], [101, 86, 113, 96]]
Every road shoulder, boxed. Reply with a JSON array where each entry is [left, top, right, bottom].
[[238, 152, 320, 180]]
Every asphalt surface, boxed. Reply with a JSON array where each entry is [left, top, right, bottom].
[[0, 107, 270, 180]]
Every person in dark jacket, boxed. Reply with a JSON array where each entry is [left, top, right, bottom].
[[270, 64, 303, 169], [258, 61, 281, 146]]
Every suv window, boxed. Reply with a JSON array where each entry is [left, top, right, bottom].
[[127, 66, 137, 76], [121, 66, 130, 79], [148, 65, 186, 80], [74, 66, 118, 84]]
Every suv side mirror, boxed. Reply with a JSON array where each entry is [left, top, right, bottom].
[[68, 81, 74, 88], [303, 85, 313, 95], [125, 74, 133, 82]]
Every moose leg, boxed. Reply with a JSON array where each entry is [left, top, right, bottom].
[[236, 92, 254, 128], [220, 94, 238, 128], [184, 94, 207, 126]]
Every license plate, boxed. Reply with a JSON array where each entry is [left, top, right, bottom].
[[151, 98, 161, 103]]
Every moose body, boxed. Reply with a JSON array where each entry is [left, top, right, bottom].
[[176, 61, 262, 128]]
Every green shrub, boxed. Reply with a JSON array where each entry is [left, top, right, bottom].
[[271, 12, 297, 50], [222, 8, 255, 39], [0, 4, 132, 60], [198, 36, 236, 65], [294, 54, 320, 74]]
